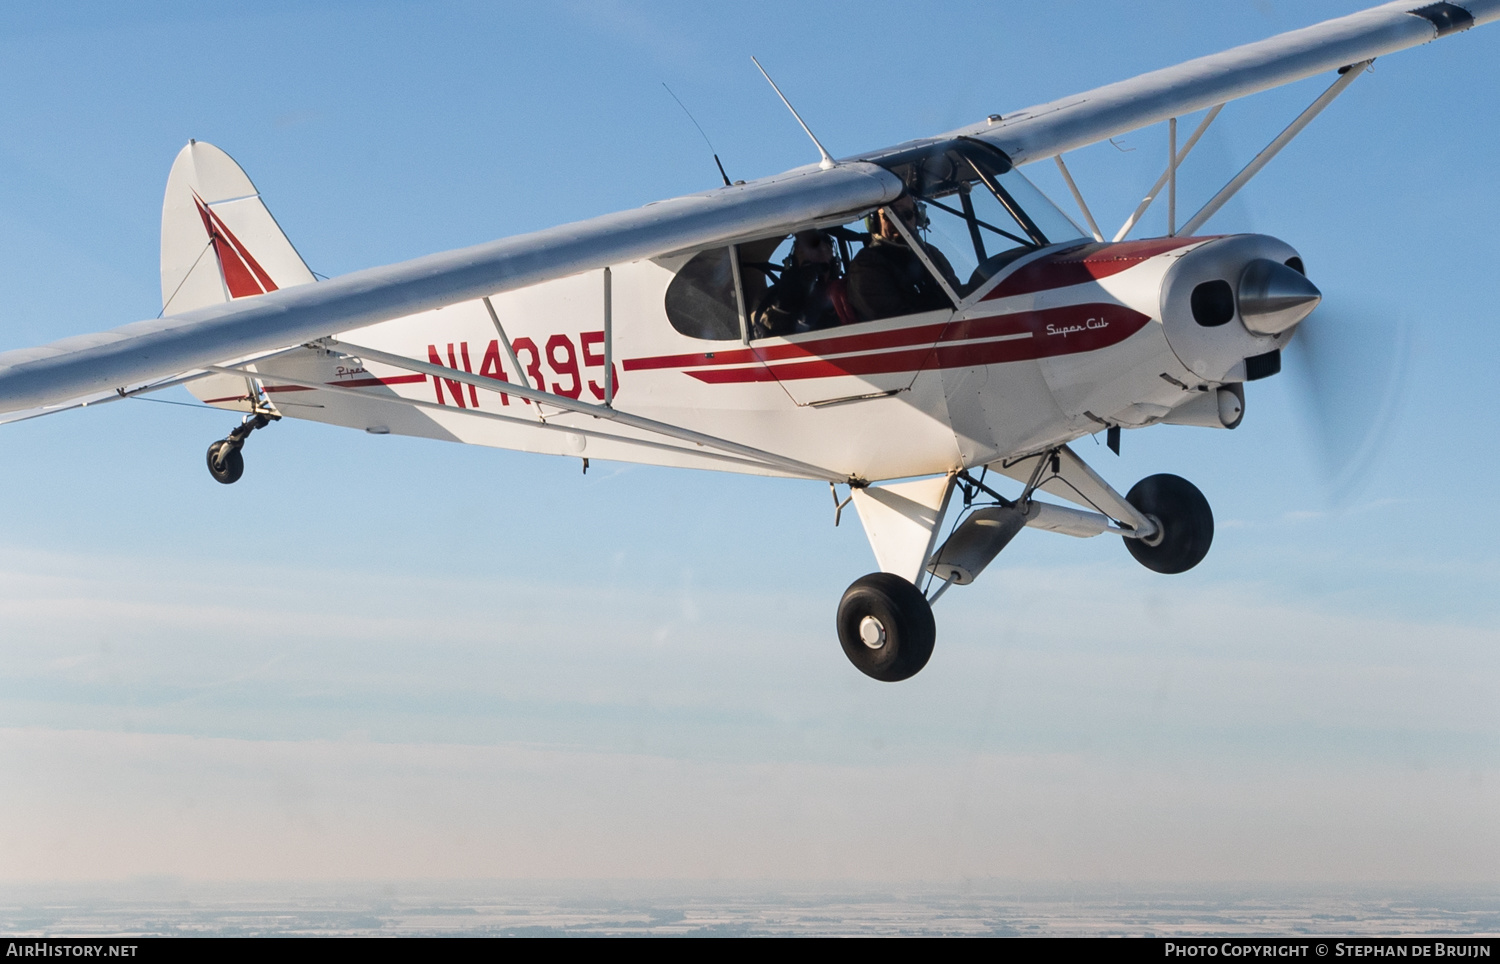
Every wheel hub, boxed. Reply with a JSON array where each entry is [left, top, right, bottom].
[[858, 615, 887, 649]]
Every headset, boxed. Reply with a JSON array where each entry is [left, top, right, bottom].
[[864, 198, 930, 236]]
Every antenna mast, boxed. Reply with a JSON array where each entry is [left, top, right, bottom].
[[751, 56, 836, 170], [662, 83, 732, 187]]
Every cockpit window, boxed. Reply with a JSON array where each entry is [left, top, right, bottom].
[[871, 138, 1087, 287], [995, 164, 1089, 250], [663, 247, 742, 341], [744, 229, 863, 339], [662, 139, 1087, 341], [664, 238, 786, 341]]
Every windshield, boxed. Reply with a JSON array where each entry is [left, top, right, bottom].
[[997, 165, 1088, 247], [871, 138, 1087, 286]]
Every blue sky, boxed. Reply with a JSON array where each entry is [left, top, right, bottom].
[[0, 0, 1496, 885]]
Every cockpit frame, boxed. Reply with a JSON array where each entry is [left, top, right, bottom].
[[663, 138, 1086, 342]]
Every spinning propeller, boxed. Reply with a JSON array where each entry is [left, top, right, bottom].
[[1202, 257, 1407, 501], [1281, 288, 1411, 502]]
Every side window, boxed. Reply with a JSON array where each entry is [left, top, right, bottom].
[[746, 230, 865, 338], [674, 218, 962, 339], [664, 247, 741, 341], [664, 238, 782, 341], [844, 205, 965, 324]]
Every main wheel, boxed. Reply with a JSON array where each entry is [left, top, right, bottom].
[[835, 572, 936, 682], [1123, 473, 1213, 574], [206, 440, 244, 485]]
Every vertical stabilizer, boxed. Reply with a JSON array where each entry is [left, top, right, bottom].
[[160, 140, 314, 315], [162, 141, 316, 411]]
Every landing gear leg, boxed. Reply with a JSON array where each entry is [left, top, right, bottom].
[[206, 413, 276, 485], [836, 572, 936, 682]]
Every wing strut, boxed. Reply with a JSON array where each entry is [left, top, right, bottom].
[[0, 369, 213, 426], [1052, 156, 1104, 242], [1113, 105, 1224, 242], [323, 339, 850, 482], [1179, 61, 1370, 236], [208, 365, 782, 474], [0, 343, 314, 426], [1169, 117, 1178, 236], [481, 295, 545, 421]]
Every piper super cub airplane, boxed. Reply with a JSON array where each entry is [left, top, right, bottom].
[[0, 2, 1492, 681]]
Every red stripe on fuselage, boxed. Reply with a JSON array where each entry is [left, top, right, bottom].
[[985, 237, 1200, 301], [622, 319, 953, 373], [201, 384, 315, 404], [626, 238, 1194, 377], [685, 303, 1151, 383], [201, 373, 427, 404], [325, 373, 428, 388]]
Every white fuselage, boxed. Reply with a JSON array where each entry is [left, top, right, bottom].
[[199, 233, 1299, 482]]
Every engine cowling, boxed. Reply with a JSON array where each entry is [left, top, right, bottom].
[[1158, 234, 1319, 384]]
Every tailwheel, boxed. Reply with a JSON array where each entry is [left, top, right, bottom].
[[206, 440, 245, 485], [205, 412, 275, 485], [1123, 473, 1214, 574], [836, 572, 936, 682]]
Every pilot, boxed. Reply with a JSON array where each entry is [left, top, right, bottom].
[[847, 195, 962, 322], [751, 229, 855, 338]]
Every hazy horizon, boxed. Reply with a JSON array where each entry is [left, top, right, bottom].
[[5, 879, 1499, 937]]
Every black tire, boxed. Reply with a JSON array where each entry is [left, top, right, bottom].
[[207, 441, 244, 485], [1123, 473, 1213, 574], [835, 572, 936, 682]]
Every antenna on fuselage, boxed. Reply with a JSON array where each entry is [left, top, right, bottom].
[[750, 56, 836, 171], [662, 83, 732, 187]]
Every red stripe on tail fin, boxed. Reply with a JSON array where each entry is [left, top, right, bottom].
[[193, 192, 279, 299]]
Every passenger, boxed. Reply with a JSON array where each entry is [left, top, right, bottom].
[[847, 196, 963, 322], [751, 230, 855, 339]]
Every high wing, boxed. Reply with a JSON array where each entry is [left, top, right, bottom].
[[926, 0, 1498, 166], [0, 0, 1493, 417]]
